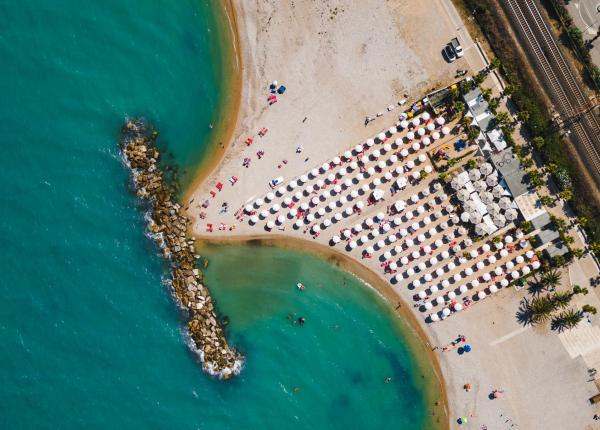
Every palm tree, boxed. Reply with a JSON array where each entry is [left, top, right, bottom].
[[550, 291, 572, 309], [573, 285, 589, 296], [557, 309, 583, 330], [541, 269, 561, 291], [528, 296, 555, 324]]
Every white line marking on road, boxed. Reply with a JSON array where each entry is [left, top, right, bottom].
[[490, 325, 530, 347]]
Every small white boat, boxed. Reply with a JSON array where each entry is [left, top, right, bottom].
[[296, 282, 305, 291]]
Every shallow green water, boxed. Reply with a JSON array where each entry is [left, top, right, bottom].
[[0, 1, 441, 428]]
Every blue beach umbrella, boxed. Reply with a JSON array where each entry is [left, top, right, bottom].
[[464, 344, 472, 353]]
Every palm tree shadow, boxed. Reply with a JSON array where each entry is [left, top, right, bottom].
[[516, 298, 534, 327], [550, 317, 566, 332], [527, 279, 545, 296]]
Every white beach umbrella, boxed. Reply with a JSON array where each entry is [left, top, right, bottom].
[[250, 215, 259, 224], [453, 273, 462, 282], [343, 230, 352, 238], [406, 131, 415, 141], [427, 122, 435, 132], [260, 210, 269, 218], [354, 144, 363, 153], [459, 285, 468, 293], [425, 302, 433, 311], [506, 261, 515, 270], [442, 308, 451, 317], [532, 261, 541, 270], [500, 278, 510, 287], [436, 296, 445, 305], [345, 207, 353, 215], [436, 116, 445, 125], [486, 175, 498, 187], [334, 213, 343, 221], [489, 284, 498, 293], [465, 267, 474, 276], [306, 213, 315, 222], [412, 117, 421, 127], [430, 285, 439, 293], [412, 250, 420, 259], [482, 272, 491, 281], [332, 235, 341, 243], [317, 207, 326, 216], [494, 266, 503, 276], [505, 208, 518, 221], [441, 126, 450, 135], [400, 120, 409, 129], [266, 220, 275, 229], [412, 142, 421, 151]]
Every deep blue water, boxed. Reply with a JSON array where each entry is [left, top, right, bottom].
[[0, 1, 442, 428]]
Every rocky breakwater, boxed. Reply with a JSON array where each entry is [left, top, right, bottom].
[[119, 118, 243, 379]]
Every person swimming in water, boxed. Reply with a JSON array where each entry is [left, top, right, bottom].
[[298, 317, 305, 326]]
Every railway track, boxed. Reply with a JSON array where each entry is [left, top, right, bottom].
[[504, 0, 600, 180]]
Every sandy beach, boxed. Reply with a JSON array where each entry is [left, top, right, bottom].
[[186, 1, 600, 428]]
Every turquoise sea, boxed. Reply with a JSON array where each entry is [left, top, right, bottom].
[[0, 1, 442, 429]]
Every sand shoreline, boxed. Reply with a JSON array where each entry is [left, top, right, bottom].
[[183, 1, 450, 428], [198, 234, 449, 428], [182, 0, 242, 202]]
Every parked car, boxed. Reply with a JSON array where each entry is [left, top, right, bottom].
[[269, 176, 284, 188], [443, 45, 456, 63], [450, 37, 464, 58]]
